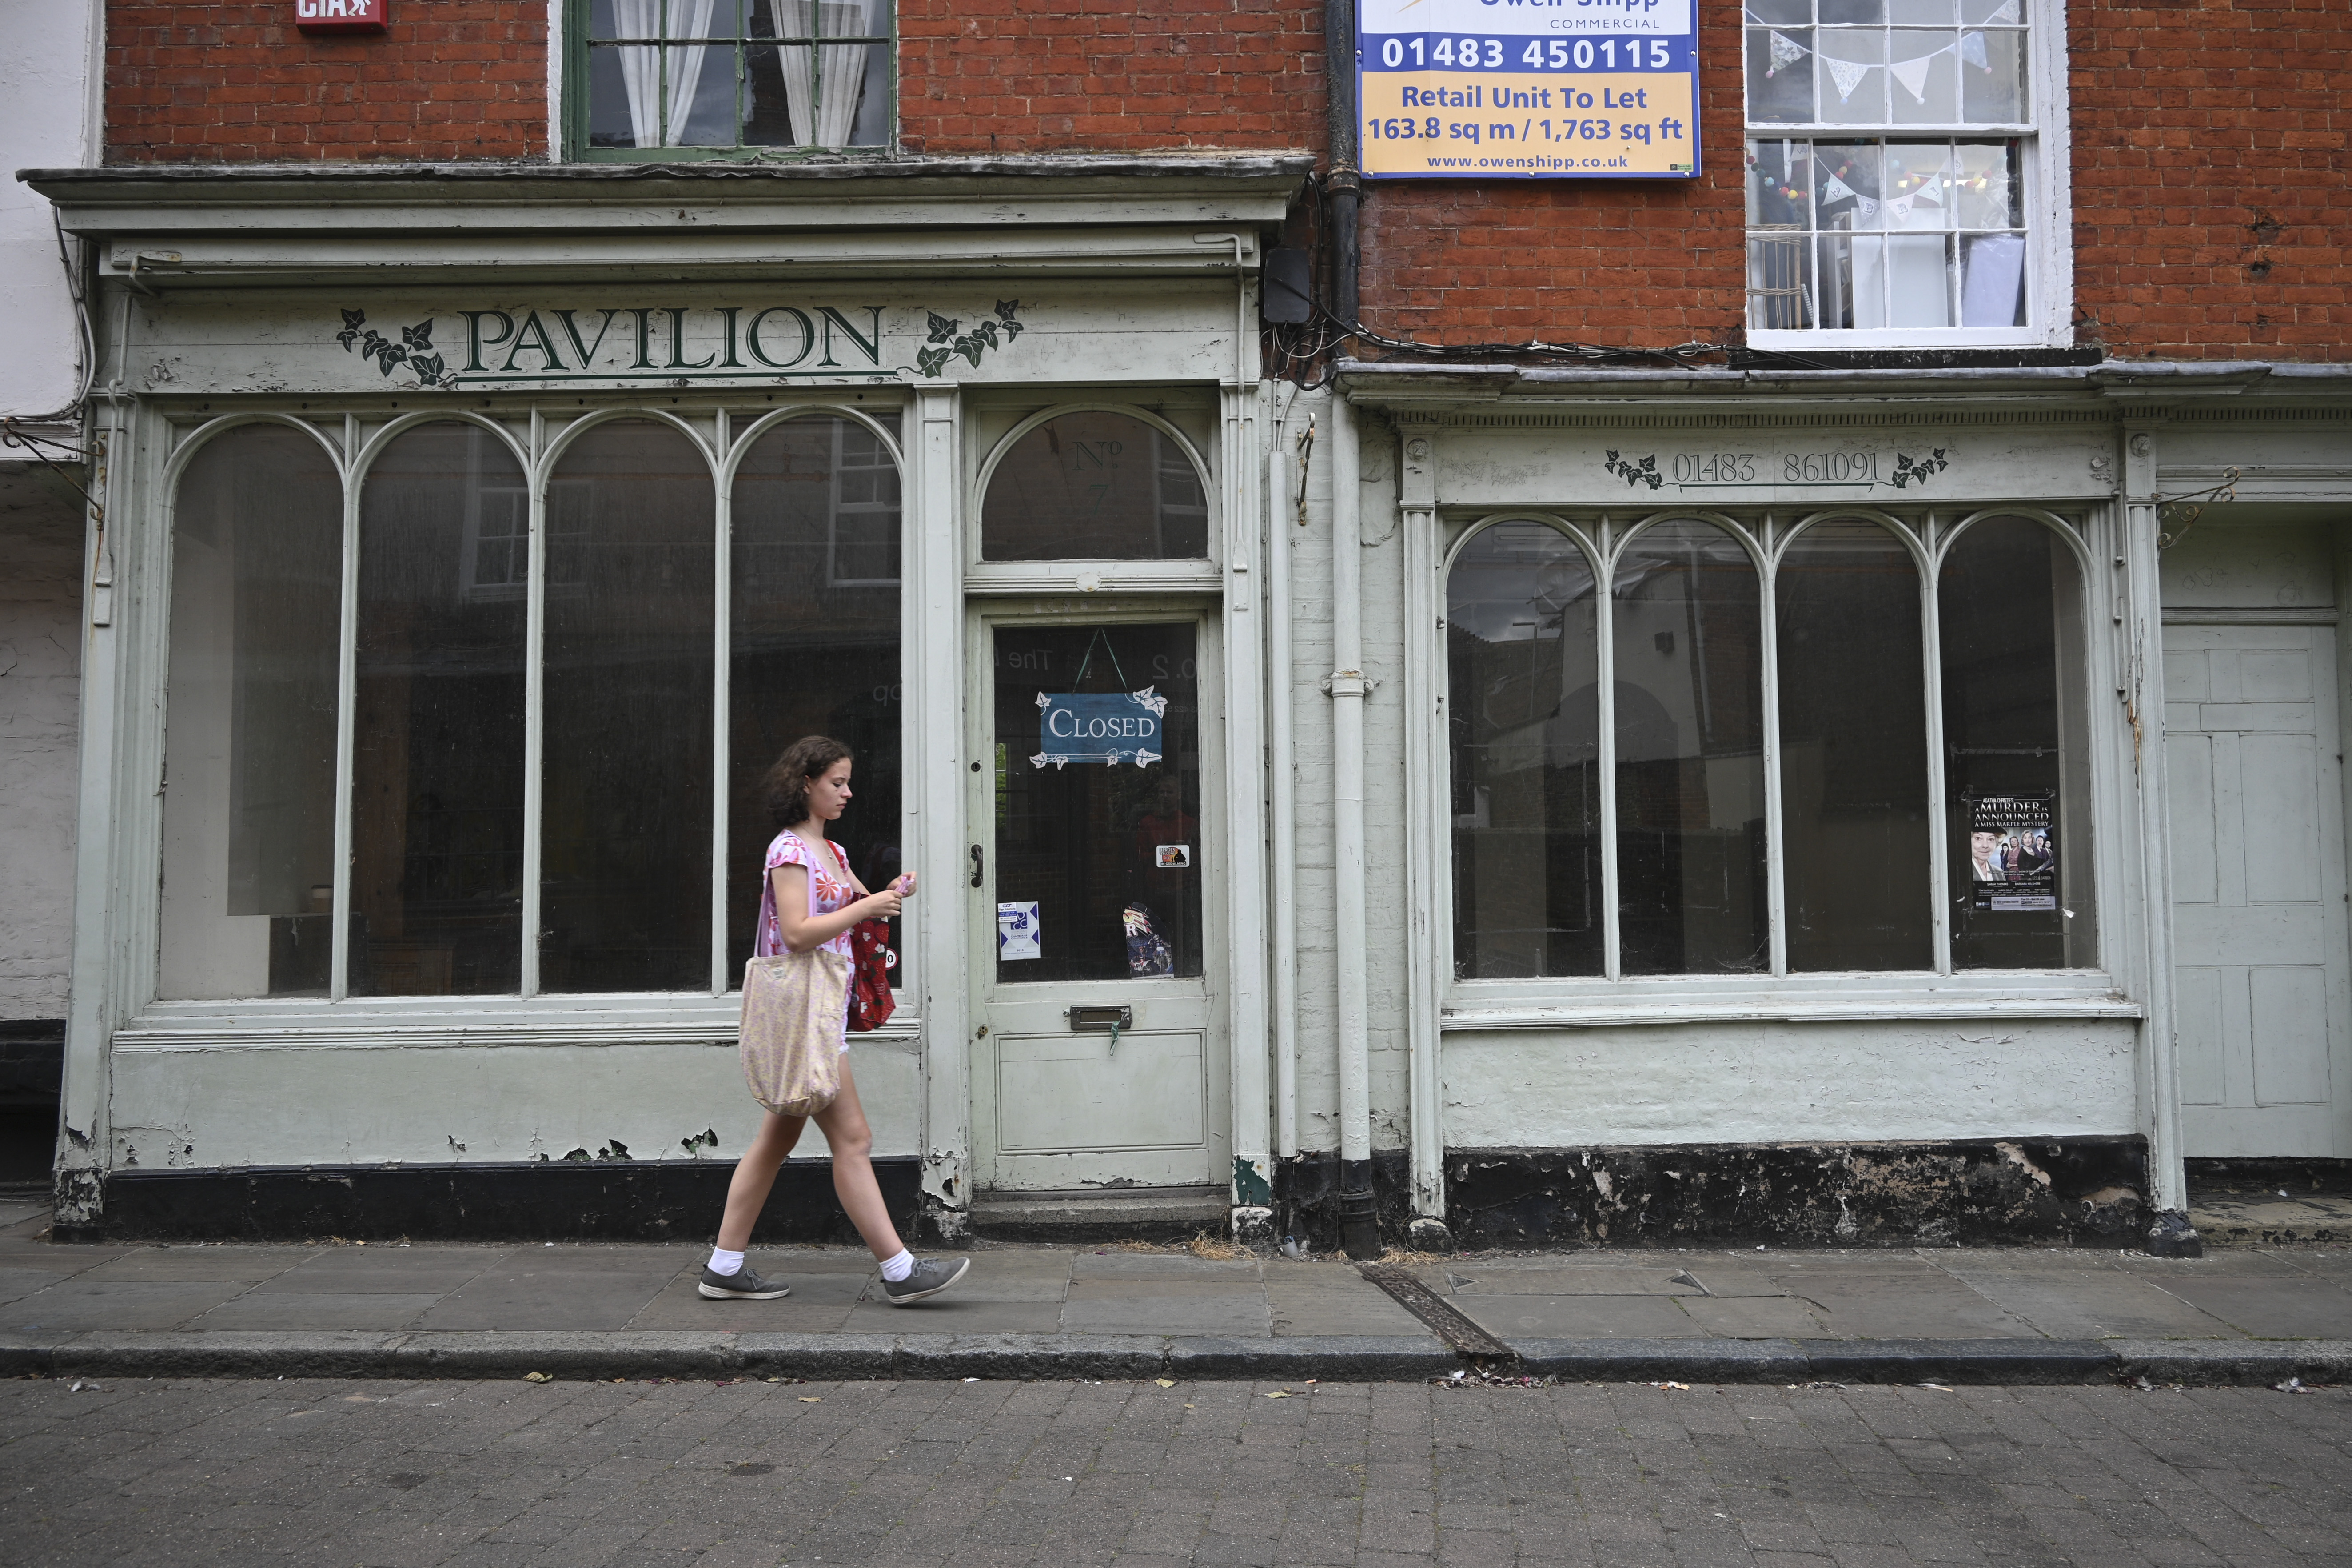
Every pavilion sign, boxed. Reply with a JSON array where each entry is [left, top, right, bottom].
[[328, 300, 1026, 388]]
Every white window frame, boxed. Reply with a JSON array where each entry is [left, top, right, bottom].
[[1431, 501, 2125, 1015], [1741, 0, 2073, 351], [139, 398, 913, 1024]]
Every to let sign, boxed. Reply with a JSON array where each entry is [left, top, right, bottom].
[[296, 0, 389, 34], [1358, 0, 1699, 180]]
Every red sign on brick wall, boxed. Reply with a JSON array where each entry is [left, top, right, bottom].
[[295, 0, 388, 33]]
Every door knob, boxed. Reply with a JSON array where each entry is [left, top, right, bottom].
[[969, 843, 984, 888]]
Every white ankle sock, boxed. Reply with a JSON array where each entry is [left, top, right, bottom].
[[708, 1248, 745, 1277], [879, 1249, 915, 1283]]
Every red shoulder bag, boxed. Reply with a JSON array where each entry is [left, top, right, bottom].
[[846, 917, 897, 1032]]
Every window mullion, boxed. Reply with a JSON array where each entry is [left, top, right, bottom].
[[329, 415, 362, 1002], [710, 408, 734, 997], [1595, 516, 1622, 981], [521, 409, 549, 999], [1760, 512, 1789, 977], [1921, 513, 1953, 975]]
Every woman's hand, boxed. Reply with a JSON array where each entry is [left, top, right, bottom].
[[860, 887, 904, 920]]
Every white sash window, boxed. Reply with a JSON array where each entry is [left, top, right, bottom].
[[1742, 0, 2069, 346]]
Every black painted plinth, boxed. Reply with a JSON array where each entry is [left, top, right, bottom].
[[72, 1157, 923, 1244]]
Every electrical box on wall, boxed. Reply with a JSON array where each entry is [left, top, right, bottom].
[[295, 0, 388, 34]]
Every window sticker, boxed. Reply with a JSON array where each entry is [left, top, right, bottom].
[[1965, 794, 2056, 912], [997, 901, 1041, 961], [1155, 844, 1192, 869]]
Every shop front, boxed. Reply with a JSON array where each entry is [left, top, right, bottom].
[[33, 160, 2352, 1249], [35, 161, 1297, 1239], [1290, 364, 2352, 1250]]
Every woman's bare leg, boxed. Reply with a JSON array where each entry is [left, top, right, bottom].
[[714, 1109, 807, 1252], [809, 1059, 907, 1261]]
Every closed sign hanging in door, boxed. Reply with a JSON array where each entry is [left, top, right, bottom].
[[1032, 690, 1167, 769]]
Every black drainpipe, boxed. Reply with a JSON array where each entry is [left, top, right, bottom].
[[1325, 0, 1362, 336]]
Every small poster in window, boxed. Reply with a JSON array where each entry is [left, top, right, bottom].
[[1965, 795, 2057, 912], [1123, 903, 1174, 978], [997, 901, 1041, 961]]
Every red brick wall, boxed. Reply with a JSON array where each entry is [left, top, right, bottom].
[[2070, 0, 2350, 361], [94, 0, 2352, 361], [105, 1, 547, 164], [1355, 0, 1749, 355], [895, 0, 1323, 153]]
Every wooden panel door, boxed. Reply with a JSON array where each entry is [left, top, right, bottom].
[[2165, 624, 2352, 1156]]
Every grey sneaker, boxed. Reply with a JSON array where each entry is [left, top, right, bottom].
[[698, 1263, 790, 1300], [881, 1257, 971, 1305]]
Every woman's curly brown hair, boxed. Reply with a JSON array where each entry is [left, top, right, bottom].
[[762, 735, 853, 830]]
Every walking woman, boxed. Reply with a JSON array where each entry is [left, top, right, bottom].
[[701, 735, 971, 1305]]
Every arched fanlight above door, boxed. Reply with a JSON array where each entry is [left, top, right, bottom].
[[980, 409, 1209, 562]]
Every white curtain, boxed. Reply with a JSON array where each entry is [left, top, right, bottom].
[[613, 0, 718, 148], [772, 0, 869, 148]]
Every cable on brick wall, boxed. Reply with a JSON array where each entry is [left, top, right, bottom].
[[1264, 171, 1732, 387]]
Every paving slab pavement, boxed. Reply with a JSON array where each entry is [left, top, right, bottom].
[[4, 1204, 2352, 1384]]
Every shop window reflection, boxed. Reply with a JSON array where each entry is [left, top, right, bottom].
[[1776, 518, 1933, 971], [980, 411, 1209, 562], [1447, 522, 1604, 978], [159, 424, 343, 999], [1612, 520, 1770, 975], [351, 423, 530, 996], [1940, 515, 2096, 969], [729, 414, 903, 981], [539, 419, 716, 993]]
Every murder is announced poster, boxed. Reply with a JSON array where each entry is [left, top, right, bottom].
[[1965, 794, 2057, 912]]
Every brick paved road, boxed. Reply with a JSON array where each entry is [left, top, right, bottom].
[[2, 1376, 2347, 1568]]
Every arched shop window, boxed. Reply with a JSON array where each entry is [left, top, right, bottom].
[[1938, 514, 2095, 969], [1612, 519, 1769, 976], [980, 410, 1209, 562], [1446, 521, 1604, 979], [351, 422, 532, 997], [728, 414, 904, 978], [1444, 509, 2097, 980], [155, 407, 905, 1003], [159, 423, 344, 999], [540, 419, 716, 994], [1775, 518, 1933, 972]]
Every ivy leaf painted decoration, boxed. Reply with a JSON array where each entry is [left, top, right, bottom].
[[331, 309, 446, 386], [1603, 449, 1664, 491], [916, 300, 1025, 379], [358, 329, 408, 375], [1888, 448, 1950, 489]]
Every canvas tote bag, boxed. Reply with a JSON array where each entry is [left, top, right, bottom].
[[737, 835, 849, 1117]]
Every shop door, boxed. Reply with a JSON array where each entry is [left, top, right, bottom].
[[2165, 623, 2352, 1157], [968, 615, 1228, 1192]]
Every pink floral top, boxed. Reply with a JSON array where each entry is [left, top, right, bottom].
[[757, 830, 858, 959]]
